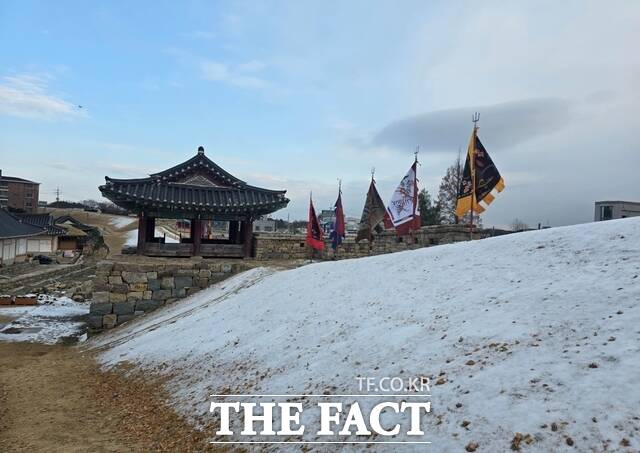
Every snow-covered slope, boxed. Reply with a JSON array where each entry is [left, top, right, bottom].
[[92, 218, 640, 451]]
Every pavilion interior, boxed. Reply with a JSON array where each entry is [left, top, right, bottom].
[[137, 216, 252, 258]]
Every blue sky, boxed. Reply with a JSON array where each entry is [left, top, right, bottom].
[[1, 1, 639, 227]]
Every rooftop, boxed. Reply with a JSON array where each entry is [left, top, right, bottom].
[[0, 175, 40, 184], [16, 213, 66, 236], [594, 200, 640, 205], [99, 146, 289, 220], [0, 209, 45, 239]]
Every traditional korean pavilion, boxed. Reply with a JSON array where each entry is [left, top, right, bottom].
[[99, 146, 289, 258]]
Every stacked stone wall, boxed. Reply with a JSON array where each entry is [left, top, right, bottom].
[[89, 260, 249, 329], [88, 225, 501, 330], [253, 225, 494, 261]]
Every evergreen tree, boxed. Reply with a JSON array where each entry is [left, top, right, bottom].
[[418, 188, 442, 226]]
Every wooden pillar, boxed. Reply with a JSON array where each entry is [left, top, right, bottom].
[[137, 213, 147, 254], [241, 219, 253, 258], [146, 216, 156, 240], [229, 220, 240, 243], [193, 219, 202, 256]]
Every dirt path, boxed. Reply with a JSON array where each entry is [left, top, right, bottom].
[[0, 343, 218, 452]]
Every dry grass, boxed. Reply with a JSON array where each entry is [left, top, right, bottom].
[[0, 342, 225, 452], [46, 209, 138, 257]]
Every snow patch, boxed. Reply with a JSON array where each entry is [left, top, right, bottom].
[[125, 227, 180, 246], [93, 218, 640, 450], [0, 296, 89, 344], [109, 216, 136, 229]]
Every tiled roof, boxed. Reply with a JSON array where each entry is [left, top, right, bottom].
[[16, 213, 66, 236], [149, 148, 245, 188], [54, 215, 95, 231], [0, 209, 44, 239], [99, 147, 289, 217], [60, 224, 87, 237]]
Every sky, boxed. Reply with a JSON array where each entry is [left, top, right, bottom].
[[1, 0, 639, 228]]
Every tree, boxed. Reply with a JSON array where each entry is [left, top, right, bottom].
[[437, 154, 481, 226], [96, 201, 127, 215], [273, 218, 289, 231], [511, 218, 529, 232], [418, 188, 441, 226], [47, 200, 85, 209], [81, 199, 100, 209]]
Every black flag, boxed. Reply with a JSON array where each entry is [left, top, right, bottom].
[[456, 127, 505, 217]]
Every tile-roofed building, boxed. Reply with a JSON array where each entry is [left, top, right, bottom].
[[54, 215, 99, 251], [0, 209, 44, 239], [16, 213, 66, 236], [0, 209, 45, 266], [99, 146, 289, 258], [54, 215, 97, 232]]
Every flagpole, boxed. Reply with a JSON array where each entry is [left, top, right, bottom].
[[309, 191, 313, 263], [335, 178, 341, 261], [412, 146, 419, 246], [369, 168, 375, 252], [470, 112, 480, 240]]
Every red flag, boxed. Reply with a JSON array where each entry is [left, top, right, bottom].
[[306, 197, 324, 250], [382, 211, 394, 230]]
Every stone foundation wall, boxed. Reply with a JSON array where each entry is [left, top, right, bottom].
[[88, 225, 498, 330], [254, 225, 494, 260], [88, 260, 249, 330]]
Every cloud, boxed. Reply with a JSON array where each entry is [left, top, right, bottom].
[[46, 159, 157, 178], [201, 61, 230, 81], [237, 60, 266, 73], [166, 46, 279, 95], [200, 59, 273, 91], [98, 162, 159, 178], [97, 142, 138, 152], [46, 161, 75, 171], [246, 172, 339, 218], [0, 74, 85, 120], [371, 98, 572, 153]]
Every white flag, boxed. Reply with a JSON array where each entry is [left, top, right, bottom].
[[386, 161, 420, 233]]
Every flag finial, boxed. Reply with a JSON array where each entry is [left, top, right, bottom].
[[472, 112, 480, 130]]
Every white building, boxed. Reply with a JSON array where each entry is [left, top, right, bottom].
[[345, 216, 360, 235], [253, 218, 276, 233], [594, 201, 640, 221], [0, 209, 44, 266]]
